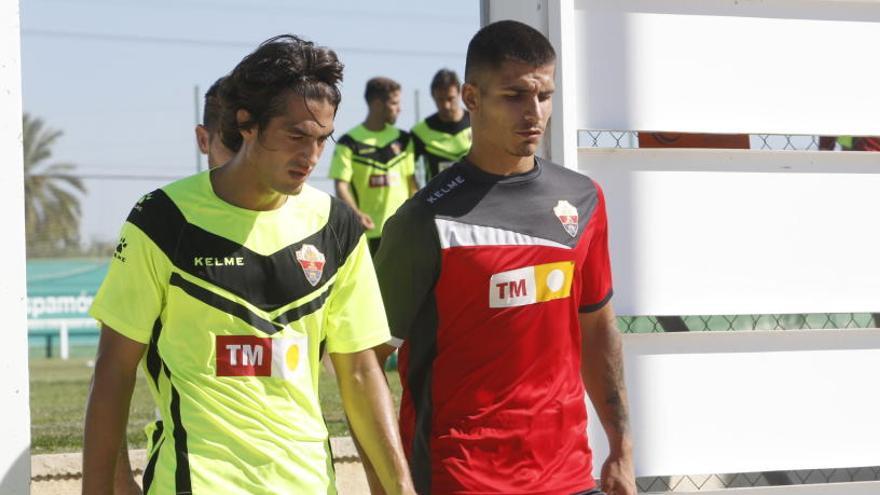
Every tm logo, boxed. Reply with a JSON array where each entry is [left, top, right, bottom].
[[113, 237, 127, 263], [216, 335, 308, 381], [488, 261, 575, 308]]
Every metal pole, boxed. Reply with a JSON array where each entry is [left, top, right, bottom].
[[59, 322, 69, 360], [194, 84, 202, 173], [414, 89, 421, 127], [479, 0, 490, 26]]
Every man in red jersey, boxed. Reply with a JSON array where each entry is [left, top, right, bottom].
[[373, 20, 636, 495]]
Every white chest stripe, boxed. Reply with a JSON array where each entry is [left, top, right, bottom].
[[434, 218, 570, 250]]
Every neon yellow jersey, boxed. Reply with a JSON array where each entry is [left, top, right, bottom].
[[89, 171, 391, 494], [411, 112, 471, 182], [328, 124, 415, 239]]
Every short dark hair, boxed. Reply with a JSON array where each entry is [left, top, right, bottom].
[[464, 20, 556, 84], [364, 77, 401, 103], [430, 69, 461, 93], [218, 34, 344, 152], [202, 76, 226, 133]]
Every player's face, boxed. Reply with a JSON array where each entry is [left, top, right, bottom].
[[241, 94, 335, 196], [382, 90, 401, 125], [432, 85, 461, 122], [466, 60, 555, 158]]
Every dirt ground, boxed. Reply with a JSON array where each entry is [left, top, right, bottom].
[[30, 438, 369, 494]]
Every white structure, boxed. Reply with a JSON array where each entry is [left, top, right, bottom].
[[0, 0, 32, 492], [483, 0, 880, 492]]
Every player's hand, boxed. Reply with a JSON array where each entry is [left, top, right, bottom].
[[358, 211, 375, 229], [600, 452, 636, 495]]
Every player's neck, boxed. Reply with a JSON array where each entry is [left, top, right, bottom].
[[363, 114, 387, 132], [465, 141, 534, 177], [210, 157, 287, 212]]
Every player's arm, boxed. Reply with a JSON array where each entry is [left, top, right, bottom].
[[114, 438, 142, 495], [374, 343, 396, 367], [82, 325, 147, 494], [330, 139, 374, 229], [579, 303, 636, 495], [348, 342, 400, 495], [331, 349, 413, 495], [334, 180, 374, 229]]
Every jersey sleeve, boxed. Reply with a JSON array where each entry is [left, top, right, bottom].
[[89, 200, 171, 344], [579, 182, 614, 313], [374, 199, 440, 344], [323, 205, 392, 353], [329, 140, 354, 182]]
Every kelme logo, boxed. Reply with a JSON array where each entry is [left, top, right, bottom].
[[113, 237, 127, 263]]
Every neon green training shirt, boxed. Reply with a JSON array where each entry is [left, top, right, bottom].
[[411, 111, 471, 183], [328, 124, 415, 239], [89, 171, 391, 494]]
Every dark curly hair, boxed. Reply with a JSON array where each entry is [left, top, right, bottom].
[[218, 34, 344, 152]]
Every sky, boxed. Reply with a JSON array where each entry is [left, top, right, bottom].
[[20, 0, 480, 245]]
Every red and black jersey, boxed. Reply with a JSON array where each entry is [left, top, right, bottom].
[[375, 158, 613, 495]]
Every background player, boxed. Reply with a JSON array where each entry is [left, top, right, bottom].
[[411, 69, 471, 184], [330, 77, 417, 255], [195, 76, 236, 168]]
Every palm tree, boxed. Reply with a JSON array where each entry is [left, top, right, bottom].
[[22, 113, 86, 256]]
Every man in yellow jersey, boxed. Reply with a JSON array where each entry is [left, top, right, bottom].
[[110, 75, 241, 495], [195, 76, 236, 168], [330, 77, 417, 255], [411, 69, 472, 184], [83, 35, 415, 495]]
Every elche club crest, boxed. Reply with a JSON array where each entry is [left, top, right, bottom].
[[295, 244, 326, 286], [553, 200, 579, 237], [390, 142, 402, 155]]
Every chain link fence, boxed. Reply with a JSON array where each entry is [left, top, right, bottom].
[[581, 130, 879, 492], [577, 131, 822, 151]]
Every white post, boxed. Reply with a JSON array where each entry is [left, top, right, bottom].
[[0, 0, 32, 491], [59, 322, 70, 360]]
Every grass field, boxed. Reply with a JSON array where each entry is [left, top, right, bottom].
[[29, 358, 402, 455]]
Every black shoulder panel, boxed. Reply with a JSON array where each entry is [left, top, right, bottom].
[[419, 159, 600, 248], [128, 188, 351, 312], [326, 197, 365, 267]]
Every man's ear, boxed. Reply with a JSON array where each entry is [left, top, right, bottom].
[[195, 125, 210, 154], [461, 83, 479, 113], [237, 109, 256, 142]]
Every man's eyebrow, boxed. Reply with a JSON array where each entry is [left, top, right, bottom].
[[285, 124, 335, 137]]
